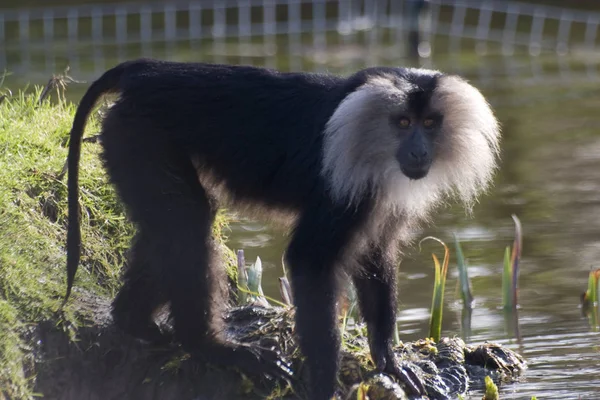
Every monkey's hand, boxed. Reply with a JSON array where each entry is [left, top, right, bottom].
[[372, 342, 426, 397], [195, 341, 295, 382]]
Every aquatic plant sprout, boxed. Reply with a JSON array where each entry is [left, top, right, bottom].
[[483, 376, 499, 400], [503, 215, 522, 311], [510, 215, 523, 308], [340, 283, 358, 336], [502, 246, 513, 310], [278, 277, 293, 306], [278, 254, 294, 306], [419, 236, 450, 343], [453, 234, 474, 307], [236, 251, 276, 307], [246, 256, 264, 298], [582, 269, 600, 330]]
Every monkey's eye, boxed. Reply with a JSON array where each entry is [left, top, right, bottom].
[[423, 118, 435, 128], [399, 117, 411, 128]]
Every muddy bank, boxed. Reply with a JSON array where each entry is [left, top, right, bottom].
[[32, 294, 271, 400]]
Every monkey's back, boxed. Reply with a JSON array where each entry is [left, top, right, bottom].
[[105, 59, 360, 211]]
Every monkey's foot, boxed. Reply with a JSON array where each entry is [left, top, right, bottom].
[[370, 343, 425, 397], [383, 358, 427, 397], [370, 344, 425, 396], [113, 315, 174, 346], [193, 341, 294, 382]]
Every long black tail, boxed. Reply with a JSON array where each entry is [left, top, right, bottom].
[[63, 63, 128, 305]]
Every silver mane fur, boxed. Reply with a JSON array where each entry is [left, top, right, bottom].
[[321, 70, 500, 221]]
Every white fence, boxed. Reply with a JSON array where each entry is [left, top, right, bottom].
[[1, 0, 600, 82]]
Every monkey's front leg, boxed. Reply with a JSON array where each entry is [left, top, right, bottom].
[[353, 248, 425, 396]]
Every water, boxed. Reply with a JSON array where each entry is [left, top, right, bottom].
[[4, 24, 600, 400]]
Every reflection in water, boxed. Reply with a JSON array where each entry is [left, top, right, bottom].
[[503, 308, 523, 355], [460, 305, 472, 343]]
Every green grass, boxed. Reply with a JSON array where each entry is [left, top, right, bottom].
[[0, 87, 234, 399], [0, 88, 123, 398]]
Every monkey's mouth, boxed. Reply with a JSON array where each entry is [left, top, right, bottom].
[[400, 165, 430, 180]]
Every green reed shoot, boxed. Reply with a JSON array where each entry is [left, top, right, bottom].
[[356, 382, 369, 400], [511, 215, 523, 307], [583, 269, 600, 307], [393, 320, 401, 347], [453, 235, 473, 307], [246, 256, 264, 296], [236, 252, 274, 307], [483, 376, 499, 400], [278, 255, 294, 306], [503, 215, 523, 311], [502, 245, 513, 310], [278, 277, 293, 306], [246, 256, 270, 307], [582, 269, 600, 329], [341, 283, 357, 334], [420, 236, 450, 342]]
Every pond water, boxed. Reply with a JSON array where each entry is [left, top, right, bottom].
[[4, 35, 600, 400]]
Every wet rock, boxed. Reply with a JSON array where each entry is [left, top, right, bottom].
[[361, 374, 409, 400], [31, 297, 526, 400], [225, 307, 526, 399]]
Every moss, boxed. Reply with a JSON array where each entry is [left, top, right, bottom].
[[0, 87, 236, 398]]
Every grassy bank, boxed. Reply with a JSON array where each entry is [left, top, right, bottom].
[[0, 87, 234, 399], [0, 87, 132, 398]]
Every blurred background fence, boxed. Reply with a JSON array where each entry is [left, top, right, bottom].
[[2, 0, 600, 85]]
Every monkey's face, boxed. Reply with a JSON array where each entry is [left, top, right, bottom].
[[393, 111, 443, 181], [322, 69, 500, 215]]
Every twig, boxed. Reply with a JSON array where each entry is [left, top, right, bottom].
[[39, 66, 86, 105]]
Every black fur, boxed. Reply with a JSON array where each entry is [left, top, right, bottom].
[[64, 59, 442, 399]]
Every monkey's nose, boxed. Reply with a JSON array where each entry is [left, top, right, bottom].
[[409, 150, 428, 162]]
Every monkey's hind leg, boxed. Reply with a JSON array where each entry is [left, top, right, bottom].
[[112, 232, 170, 345], [101, 124, 291, 380]]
